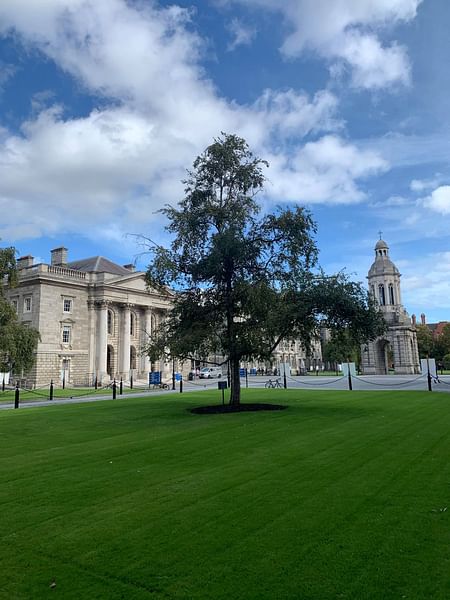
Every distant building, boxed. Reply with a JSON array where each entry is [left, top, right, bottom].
[[361, 239, 420, 375], [6, 247, 173, 387]]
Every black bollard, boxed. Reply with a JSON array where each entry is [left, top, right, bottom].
[[62, 373, 65, 389], [112, 380, 117, 399], [119, 377, 123, 395], [283, 370, 287, 389], [130, 374, 133, 389], [49, 380, 54, 401], [426, 356, 432, 392], [245, 368, 248, 389], [179, 377, 183, 394], [2, 376, 4, 392], [347, 361, 353, 391], [14, 383, 19, 409], [94, 376, 98, 390]]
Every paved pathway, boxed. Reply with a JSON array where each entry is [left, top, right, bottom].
[[1, 373, 449, 410]]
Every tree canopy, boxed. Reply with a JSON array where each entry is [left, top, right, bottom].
[[145, 133, 386, 405], [0, 246, 40, 375]]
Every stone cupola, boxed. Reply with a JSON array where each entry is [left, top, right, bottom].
[[367, 238, 406, 324]]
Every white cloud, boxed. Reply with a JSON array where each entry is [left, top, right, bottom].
[[400, 251, 450, 315], [226, 18, 256, 51], [226, 0, 421, 89], [423, 186, 450, 215], [265, 135, 388, 203], [410, 175, 444, 193], [0, 0, 389, 242]]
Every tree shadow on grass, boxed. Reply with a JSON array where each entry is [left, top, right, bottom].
[[190, 403, 287, 415]]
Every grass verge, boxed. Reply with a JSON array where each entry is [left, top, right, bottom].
[[1, 388, 450, 599]]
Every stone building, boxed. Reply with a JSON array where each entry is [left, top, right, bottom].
[[7, 247, 173, 387], [361, 238, 420, 374], [8, 246, 322, 386]]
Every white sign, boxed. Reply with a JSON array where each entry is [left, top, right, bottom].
[[420, 358, 437, 377], [279, 362, 291, 376], [341, 362, 357, 376]]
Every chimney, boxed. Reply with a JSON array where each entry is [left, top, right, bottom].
[[51, 247, 68, 266], [123, 264, 135, 272], [17, 255, 34, 270], [421, 313, 426, 325], [411, 314, 416, 326]]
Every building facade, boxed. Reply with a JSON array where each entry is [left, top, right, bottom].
[[8, 246, 323, 386], [361, 239, 420, 375], [8, 247, 173, 387]]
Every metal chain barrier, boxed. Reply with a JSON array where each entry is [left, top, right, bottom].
[[353, 374, 426, 387], [286, 374, 346, 387]]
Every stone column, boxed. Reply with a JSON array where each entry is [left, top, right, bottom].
[[143, 308, 152, 373], [120, 303, 131, 379], [87, 299, 96, 383], [96, 301, 108, 381]]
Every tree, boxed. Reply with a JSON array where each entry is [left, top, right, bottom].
[[0, 246, 40, 375], [415, 324, 434, 358], [438, 324, 450, 357], [145, 133, 386, 406], [322, 330, 361, 369]]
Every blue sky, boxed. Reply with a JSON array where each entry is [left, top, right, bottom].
[[1, 0, 450, 322]]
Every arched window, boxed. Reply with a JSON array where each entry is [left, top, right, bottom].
[[389, 284, 395, 305], [378, 284, 386, 306], [107, 310, 114, 335], [130, 346, 137, 370]]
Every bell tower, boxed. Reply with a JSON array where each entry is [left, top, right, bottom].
[[367, 238, 403, 324], [362, 238, 419, 375]]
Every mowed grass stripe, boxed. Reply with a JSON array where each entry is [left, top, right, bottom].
[[1, 390, 450, 598]]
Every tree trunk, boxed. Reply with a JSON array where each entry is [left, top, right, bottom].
[[229, 358, 241, 405]]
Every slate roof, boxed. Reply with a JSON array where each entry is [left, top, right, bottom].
[[67, 256, 133, 276]]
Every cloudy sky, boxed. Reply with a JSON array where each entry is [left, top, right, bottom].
[[0, 0, 449, 321]]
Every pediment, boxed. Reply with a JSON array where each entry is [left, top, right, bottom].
[[104, 273, 174, 297]]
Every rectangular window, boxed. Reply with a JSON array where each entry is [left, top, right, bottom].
[[11, 299, 18, 313], [24, 296, 32, 313], [62, 325, 71, 344], [63, 298, 72, 313]]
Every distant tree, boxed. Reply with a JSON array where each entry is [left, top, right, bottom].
[[322, 330, 361, 367], [415, 324, 434, 358], [0, 246, 40, 375], [144, 133, 386, 406], [438, 324, 450, 357], [443, 354, 450, 371]]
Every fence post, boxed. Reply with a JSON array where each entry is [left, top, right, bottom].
[[347, 360, 353, 391], [49, 380, 54, 401], [62, 372, 65, 389], [283, 368, 287, 389], [119, 377, 123, 395], [94, 375, 98, 390], [112, 379, 117, 399], [130, 374, 133, 389], [2, 376, 4, 392], [179, 377, 183, 394], [245, 368, 249, 388], [14, 383, 19, 409], [427, 357, 432, 392]]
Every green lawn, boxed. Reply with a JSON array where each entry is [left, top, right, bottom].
[[1, 389, 450, 599]]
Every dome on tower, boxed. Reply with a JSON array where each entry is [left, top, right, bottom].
[[375, 239, 388, 250], [368, 238, 400, 278]]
